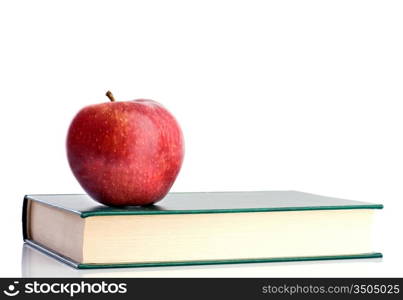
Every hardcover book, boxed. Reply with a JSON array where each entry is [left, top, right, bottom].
[[22, 191, 383, 269]]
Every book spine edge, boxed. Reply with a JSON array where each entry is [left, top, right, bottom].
[[22, 195, 29, 240], [24, 240, 80, 269]]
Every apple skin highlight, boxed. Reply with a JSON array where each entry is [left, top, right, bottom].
[[66, 93, 184, 206]]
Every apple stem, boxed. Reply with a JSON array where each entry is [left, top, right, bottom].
[[106, 91, 116, 102]]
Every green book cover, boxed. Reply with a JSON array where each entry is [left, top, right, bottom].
[[23, 191, 383, 269]]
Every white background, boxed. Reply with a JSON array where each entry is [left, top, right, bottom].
[[0, 0, 402, 277]]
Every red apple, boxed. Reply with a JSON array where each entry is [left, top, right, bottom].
[[66, 91, 184, 206]]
